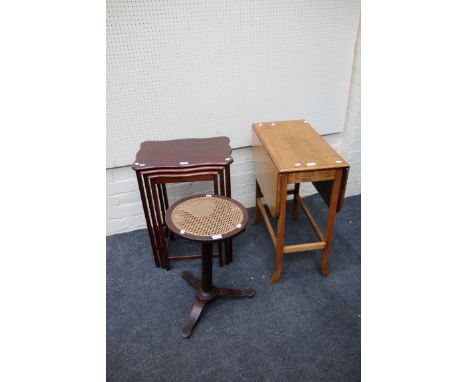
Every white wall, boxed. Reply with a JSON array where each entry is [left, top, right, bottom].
[[340, 22, 361, 197], [106, 0, 361, 167], [106, 25, 361, 236]]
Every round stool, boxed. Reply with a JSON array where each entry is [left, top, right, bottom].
[[165, 194, 255, 338]]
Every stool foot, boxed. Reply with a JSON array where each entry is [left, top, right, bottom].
[[181, 271, 201, 289], [270, 271, 281, 284], [181, 299, 205, 339], [180, 271, 255, 338], [218, 287, 255, 298]]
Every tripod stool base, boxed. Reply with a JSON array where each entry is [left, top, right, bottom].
[[180, 271, 255, 338]]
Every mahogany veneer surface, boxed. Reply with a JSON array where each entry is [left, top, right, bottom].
[[132, 137, 232, 170]]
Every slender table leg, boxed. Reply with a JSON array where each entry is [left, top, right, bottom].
[[271, 175, 288, 284], [149, 179, 170, 270], [161, 184, 175, 241], [292, 183, 300, 220], [157, 183, 166, 225], [162, 184, 169, 212], [252, 180, 262, 225], [321, 168, 343, 277], [225, 164, 231, 198], [137, 172, 161, 268], [144, 175, 167, 269], [157, 183, 171, 242]]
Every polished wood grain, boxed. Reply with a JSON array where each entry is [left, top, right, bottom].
[[252, 120, 348, 172], [133, 137, 232, 170]]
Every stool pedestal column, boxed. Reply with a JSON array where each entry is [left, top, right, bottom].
[[181, 241, 255, 338]]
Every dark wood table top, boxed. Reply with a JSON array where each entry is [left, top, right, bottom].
[[132, 137, 232, 170]]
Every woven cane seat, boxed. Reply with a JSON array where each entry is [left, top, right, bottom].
[[166, 195, 248, 240]]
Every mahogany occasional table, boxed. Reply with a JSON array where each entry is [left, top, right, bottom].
[[165, 194, 255, 338], [251, 120, 349, 283], [132, 137, 234, 270]]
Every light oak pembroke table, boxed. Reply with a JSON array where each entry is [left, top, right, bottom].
[[251, 120, 349, 284]]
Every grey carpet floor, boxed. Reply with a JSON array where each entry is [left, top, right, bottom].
[[107, 194, 361, 382]]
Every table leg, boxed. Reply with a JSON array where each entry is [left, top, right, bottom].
[[162, 184, 169, 212], [149, 179, 170, 270], [157, 183, 166, 225], [321, 168, 343, 277], [271, 175, 288, 284], [161, 184, 175, 242], [136, 172, 161, 268]]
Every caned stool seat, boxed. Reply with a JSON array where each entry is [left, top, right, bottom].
[[166, 195, 255, 338], [169, 196, 245, 239]]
